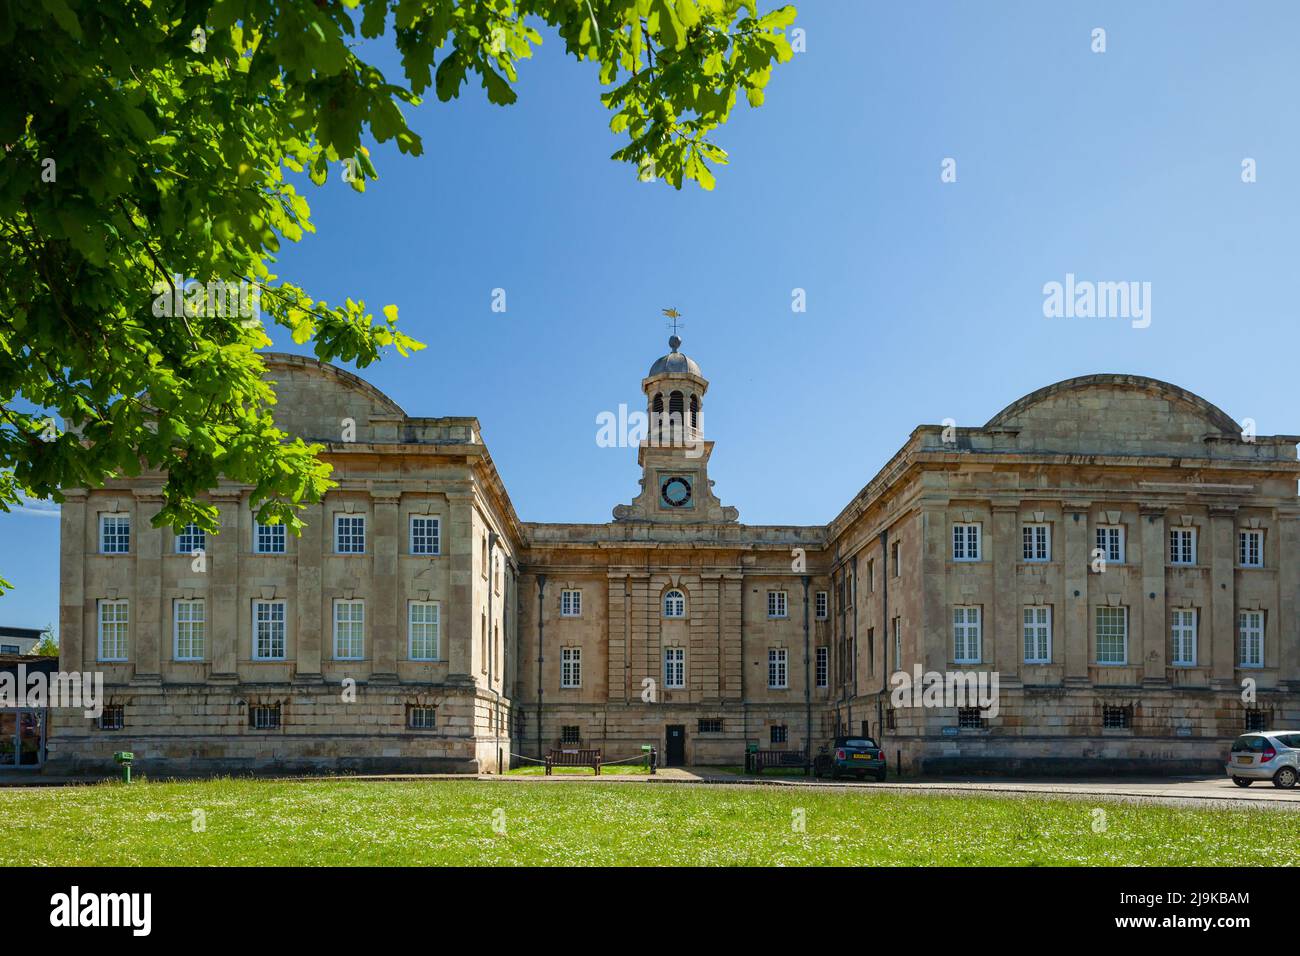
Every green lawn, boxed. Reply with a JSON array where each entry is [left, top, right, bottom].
[[2, 777, 1293, 866]]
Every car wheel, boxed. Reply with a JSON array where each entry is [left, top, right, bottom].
[[830, 768, 840, 781], [1231, 776, 1252, 788], [1274, 767, 1298, 789]]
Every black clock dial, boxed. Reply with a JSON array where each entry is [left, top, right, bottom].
[[661, 476, 692, 508]]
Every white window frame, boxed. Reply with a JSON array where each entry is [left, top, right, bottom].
[[952, 523, 981, 562], [561, 646, 582, 688], [1238, 530, 1264, 568], [175, 523, 206, 555], [1095, 525, 1125, 564], [332, 599, 365, 661], [1171, 608, 1197, 666], [173, 598, 206, 661], [893, 617, 902, 669], [952, 605, 982, 664], [892, 542, 901, 577], [768, 648, 788, 689], [253, 600, 287, 661], [1022, 523, 1050, 562], [560, 589, 582, 618], [1238, 611, 1264, 668], [334, 514, 366, 554], [99, 513, 131, 554], [409, 515, 441, 556], [253, 517, 286, 554], [767, 590, 788, 619], [1095, 606, 1128, 665], [815, 590, 828, 620], [1169, 528, 1196, 566], [408, 600, 441, 661], [97, 599, 129, 661], [664, 647, 685, 689], [815, 646, 828, 688], [663, 590, 686, 618], [1023, 605, 1051, 664]]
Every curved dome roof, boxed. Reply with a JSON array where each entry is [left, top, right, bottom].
[[648, 335, 702, 378], [984, 374, 1239, 434]]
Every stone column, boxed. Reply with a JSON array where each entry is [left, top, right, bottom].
[[992, 504, 1020, 685], [1209, 506, 1237, 689], [370, 490, 400, 682], [1140, 507, 1168, 686], [1063, 503, 1091, 686], [293, 500, 324, 682], [131, 491, 164, 683], [59, 491, 87, 672], [208, 491, 243, 682]]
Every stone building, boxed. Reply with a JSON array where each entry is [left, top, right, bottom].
[[45, 340, 1300, 775]]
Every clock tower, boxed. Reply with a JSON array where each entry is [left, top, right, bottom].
[[612, 334, 738, 524]]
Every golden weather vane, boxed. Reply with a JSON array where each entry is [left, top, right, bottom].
[[661, 307, 684, 337]]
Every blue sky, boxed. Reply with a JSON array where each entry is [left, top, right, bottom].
[[4, 0, 1299, 633]]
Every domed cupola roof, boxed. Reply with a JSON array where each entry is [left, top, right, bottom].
[[648, 335, 702, 377]]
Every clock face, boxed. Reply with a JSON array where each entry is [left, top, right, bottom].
[[661, 476, 692, 508]]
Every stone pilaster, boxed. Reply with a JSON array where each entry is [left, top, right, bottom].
[[130, 491, 164, 683], [918, 501, 948, 671], [1063, 503, 1091, 686], [1279, 512, 1300, 690], [208, 492, 243, 681], [445, 491, 475, 680], [293, 500, 324, 682], [59, 491, 87, 672], [369, 490, 400, 681], [1209, 506, 1238, 689], [1140, 506, 1168, 686], [992, 504, 1020, 685]]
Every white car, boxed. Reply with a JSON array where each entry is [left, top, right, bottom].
[[1227, 731, 1300, 788]]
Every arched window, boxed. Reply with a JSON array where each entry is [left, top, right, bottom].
[[689, 394, 699, 431], [664, 589, 686, 618], [668, 391, 684, 438], [652, 392, 664, 440]]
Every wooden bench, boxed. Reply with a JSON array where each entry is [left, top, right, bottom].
[[749, 749, 808, 774], [545, 749, 602, 775]]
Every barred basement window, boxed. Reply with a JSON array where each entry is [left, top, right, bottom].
[[770, 725, 788, 745], [957, 707, 985, 729], [885, 708, 896, 730], [1102, 705, 1131, 729], [560, 725, 581, 745], [698, 718, 722, 734], [1245, 710, 1269, 732], [250, 703, 281, 730], [98, 705, 124, 731], [407, 705, 437, 730]]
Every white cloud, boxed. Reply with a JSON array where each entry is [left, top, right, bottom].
[[11, 495, 60, 518]]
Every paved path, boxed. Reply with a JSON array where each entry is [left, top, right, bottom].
[[3, 767, 1295, 809]]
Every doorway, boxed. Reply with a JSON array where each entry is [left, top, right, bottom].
[[665, 724, 686, 766]]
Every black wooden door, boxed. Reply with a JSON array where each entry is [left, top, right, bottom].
[[665, 725, 686, 766]]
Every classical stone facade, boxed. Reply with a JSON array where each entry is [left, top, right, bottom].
[[47, 343, 1300, 775]]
